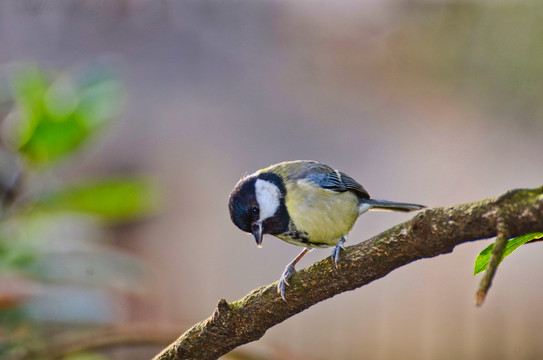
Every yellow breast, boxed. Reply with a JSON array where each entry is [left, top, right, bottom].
[[281, 180, 360, 247]]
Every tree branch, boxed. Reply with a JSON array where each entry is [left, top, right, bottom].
[[16, 324, 180, 360], [154, 186, 543, 360]]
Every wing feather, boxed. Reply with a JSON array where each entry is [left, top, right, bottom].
[[304, 169, 369, 199]]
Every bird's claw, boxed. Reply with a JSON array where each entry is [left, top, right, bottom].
[[278, 263, 296, 301], [332, 237, 346, 268]]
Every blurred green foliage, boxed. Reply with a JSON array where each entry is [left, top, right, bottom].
[[0, 63, 158, 359], [30, 178, 157, 224], [64, 353, 110, 360], [9, 64, 122, 165]]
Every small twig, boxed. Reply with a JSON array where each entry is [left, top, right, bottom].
[[16, 323, 180, 360], [475, 214, 509, 306]]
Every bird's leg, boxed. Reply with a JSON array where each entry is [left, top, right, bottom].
[[331, 236, 347, 268], [278, 247, 312, 301]]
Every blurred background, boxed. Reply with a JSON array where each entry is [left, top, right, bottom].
[[1, 0, 543, 359]]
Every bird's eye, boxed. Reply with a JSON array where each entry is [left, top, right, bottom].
[[252, 206, 259, 216]]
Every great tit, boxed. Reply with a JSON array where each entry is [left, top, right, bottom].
[[228, 160, 425, 300]]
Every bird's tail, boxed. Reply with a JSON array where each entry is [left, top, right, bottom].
[[361, 199, 425, 213]]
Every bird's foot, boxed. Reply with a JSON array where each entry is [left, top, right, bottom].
[[278, 263, 296, 301], [332, 237, 346, 268]]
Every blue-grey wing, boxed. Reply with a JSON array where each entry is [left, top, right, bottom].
[[305, 170, 370, 199]]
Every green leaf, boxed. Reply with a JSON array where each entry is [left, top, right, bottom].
[[29, 178, 158, 224], [76, 79, 122, 127], [9, 64, 122, 165], [474, 232, 543, 275], [10, 65, 48, 146], [18, 120, 88, 164]]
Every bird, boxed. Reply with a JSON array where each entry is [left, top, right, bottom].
[[228, 160, 425, 300]]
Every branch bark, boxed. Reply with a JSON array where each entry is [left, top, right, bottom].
[[154, 186, 543, 360]]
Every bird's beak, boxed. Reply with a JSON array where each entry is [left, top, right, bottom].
[[252, 221, 263, 248]]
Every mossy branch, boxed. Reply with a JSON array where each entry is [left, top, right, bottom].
[[154, 186, 543, 360]]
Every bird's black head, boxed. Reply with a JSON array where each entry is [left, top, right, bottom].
[[228, 172, 289, 246], [229, 177, 259, 234]]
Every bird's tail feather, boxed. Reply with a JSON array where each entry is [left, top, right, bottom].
[[363, 199, 425, 212]]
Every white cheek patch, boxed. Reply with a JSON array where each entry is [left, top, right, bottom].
[[255, 179, 281, 221]]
